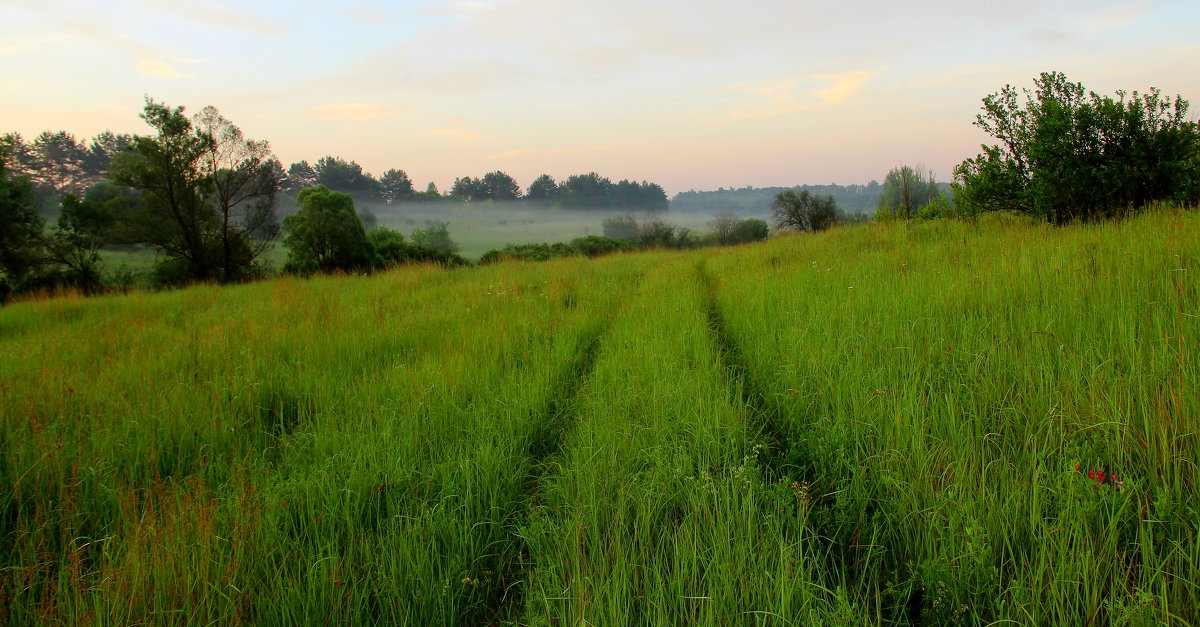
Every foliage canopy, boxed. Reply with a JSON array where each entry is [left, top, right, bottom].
[[108, 99, 280, 283], [955, 71, 1200, 222], [772, 189, 838, 232], [281, 185, 372, 274], [877, 164, 944, 219]]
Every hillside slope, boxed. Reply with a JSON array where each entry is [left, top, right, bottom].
[[1, 210, 1197, 625]]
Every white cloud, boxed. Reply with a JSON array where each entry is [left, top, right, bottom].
[[485, 149, 529, 160], [138, 0, 288, 35], [722, 71, 876, 120], [814, 71, 875, 105], [551, 145, 612, 154], [137, 59, 183, 78], [1080, 1, 1153, 31], [307, 102, 396, 120], [431, 128, 484, 143]]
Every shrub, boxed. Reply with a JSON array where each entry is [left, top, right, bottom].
[[955, 71, 1200, 223], [282, 185, 372, 274], [571, 235, 634, 257], [773, 189, 838, 232], [732, 217, 769, 243]]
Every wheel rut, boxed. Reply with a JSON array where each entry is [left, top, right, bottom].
[[696, 258, 801, 481], [474, 314, 616, 625]]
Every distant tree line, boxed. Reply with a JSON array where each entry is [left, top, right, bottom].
[[6, 72, 1198, 299], [3, 128, 670, 215], [0, 130, 134, 212], [451, 171, 668, 210], [277, 161, 669, 210], [0, 99, 469, 300]]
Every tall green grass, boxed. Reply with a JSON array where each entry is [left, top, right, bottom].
[[518, 256, 843, 624], [707, 209, 1199, 624], [1, 257, 650, 624], [1, 208, 1196, 624]]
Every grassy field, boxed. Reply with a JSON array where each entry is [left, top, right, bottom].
[[2, 210, 1197, 624], [367, 203, 724, 260], [98, 206, 722, 283]]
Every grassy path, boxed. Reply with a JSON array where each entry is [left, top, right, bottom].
[[1, 210, 1197, 624], [698, 257, 801, 484], [517, 256, 840, 625]]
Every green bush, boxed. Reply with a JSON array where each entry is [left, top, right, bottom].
[[282, 185, 372, 274], [570, 235, 633, 257], [732, 217, 769, 242], [955, 71, 1200, 223]]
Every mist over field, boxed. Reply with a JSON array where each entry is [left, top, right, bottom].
[[266, 182, 885, 260], [367, 203, 696, 259]]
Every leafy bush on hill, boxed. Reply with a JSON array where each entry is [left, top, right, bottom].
[[955, 71, 1200, 222]]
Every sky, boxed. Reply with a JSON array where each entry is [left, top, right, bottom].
[[2, 0, 1198, 196]]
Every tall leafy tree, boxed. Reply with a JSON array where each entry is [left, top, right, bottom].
[[41, 194, 114, 291], [526, 174, 558, 203], [379, 168, 414, 204], [109, 98, 219, 281], [281, 185, 372, 273], [107, 99, 280, 283], [314, 156, 379, 197], [286, 160, 318, 191], [450, 176, 486, 201], [1, 133, 31, 172], [481, 170, 521, 200], [193, 105, 280, 281], [559, 172, 613, 208], [85, 131, 132, 180], [0, 139, 45, 297], [878, 164, 943, 219], [28, 131, 91, 196], [636, 180, 668, 211], [612, 179, 640, 209], [772, 189, 838, 232]]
